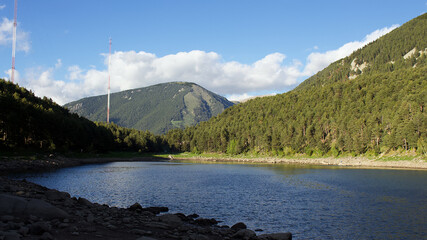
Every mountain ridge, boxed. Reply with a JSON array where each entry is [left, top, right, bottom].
[[64, 82, 234, 134], [164, 13, 427, 156]]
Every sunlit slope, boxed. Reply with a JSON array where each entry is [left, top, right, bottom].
[[166, 13, 427, 156], [65, 82, 234, 134]]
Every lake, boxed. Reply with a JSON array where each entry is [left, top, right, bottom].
[[12, 161, 427, 239]]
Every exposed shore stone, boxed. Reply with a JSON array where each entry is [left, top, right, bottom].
[[231, 222, 247, 230], [0, 157, 293, 240]]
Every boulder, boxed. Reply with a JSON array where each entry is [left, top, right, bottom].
[[0, 194, 69, 220], [45, 190, 69, 201], [232, 229, 256, 239], [258, 232, 292, 240], [29, 222, 51, 235], [231, 222, 247, 230], [77, 197, 92, 206], [142, 206, 169, 214], [158, 214, 183, 227], [2, 231, 22, 240], [194, 218, 218, 226], [128, 202, 143, 211], [135, 237, 158, 240]]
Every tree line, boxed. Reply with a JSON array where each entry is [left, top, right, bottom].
[[0, 79, 165, 153]]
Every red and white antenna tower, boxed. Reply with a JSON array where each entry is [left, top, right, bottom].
[[107, 37, 112, 123], [11, 0, 17, 83]]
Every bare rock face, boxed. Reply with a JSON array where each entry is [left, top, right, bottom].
[[0, 194, 69, 220]]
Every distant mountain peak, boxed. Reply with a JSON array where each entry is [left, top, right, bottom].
[[64, 82, 234, 134]]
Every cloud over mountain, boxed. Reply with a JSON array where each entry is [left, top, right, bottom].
[[11, 25, 397, 105]]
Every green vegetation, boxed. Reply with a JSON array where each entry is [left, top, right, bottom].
[[163, 13, 427, 157], [1, 14, 426, 160], [0, 79, 165, 153], [64, 82, 234, 134]]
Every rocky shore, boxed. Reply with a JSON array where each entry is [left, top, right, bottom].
[[173, 155, 427, 170], [0, 157, 292, 240], [0, 155, 166, 175]]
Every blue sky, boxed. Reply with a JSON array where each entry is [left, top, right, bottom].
[[0, 0, 426, 104]]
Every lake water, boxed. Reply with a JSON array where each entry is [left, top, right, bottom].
[[13, 161, 427, 239]]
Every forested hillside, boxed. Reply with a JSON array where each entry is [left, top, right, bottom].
[[165, 13, 427, 156], [65, 82, 234, 134], [0, 79, 164, 153]]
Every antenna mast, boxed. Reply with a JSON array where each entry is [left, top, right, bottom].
[[107, 37, 112, 123], [11, 0, 17, 83]]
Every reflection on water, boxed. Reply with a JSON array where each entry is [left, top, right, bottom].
[[13, 161, 427, 239]]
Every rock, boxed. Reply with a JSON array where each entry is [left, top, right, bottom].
[[143, 222, 172, 230], [58, 223, 69, 228], [142, 206, 169, 214], [258, 232, 292, 240], [232, 229, 256, 239], [0, 194, 69, 220], [135, 237, 158, 240], [29, 222, 51, 235], [231, 222, 247, 230], [130, 229, 152, 235], [45, 190, 69, 201], [187, 213, 199, 219], [86, 213, 94, 223], [189, 234, 210, 240], [40, 232, 54, 240], [18, 226, 29, 236], [77, 197, 92, 206], [158, 214, 183, 227], [0, 215, 15, 222], [128, 202, 143, 211], [194, 218, 218, 226], [122, 217, 131, 223], [2, 231, 22, 240]]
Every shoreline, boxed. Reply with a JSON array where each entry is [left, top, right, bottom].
[[0, 156, 169, 175], [0, 156, 292, 240], [171, 155, 427, 170], [2, 153, 425, 176], [0, 154, 425, 239], [0, 176, 291, 240]]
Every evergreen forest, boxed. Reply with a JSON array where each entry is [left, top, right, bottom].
[[1, 13, 426, 157], [0, 79, 164, 153], [164, 13, 427, 157]]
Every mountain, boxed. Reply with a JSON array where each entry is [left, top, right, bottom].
[[165, 13, 427, 156], [64, 82, 234, 134]]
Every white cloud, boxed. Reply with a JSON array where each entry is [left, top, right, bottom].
[[302, 24, 399, 76], [17, 24, 399, 105], [67, 65, 84, 81], [0, 5, 6, 10], [3, 68, 20, 82], [227, 93, 254, 102], [54, 59, 62, 69], [0, 17, 31, 52]]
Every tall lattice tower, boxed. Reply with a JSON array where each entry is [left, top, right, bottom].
[[107, 37, 112, 123], [11, 0, 17, 83]]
